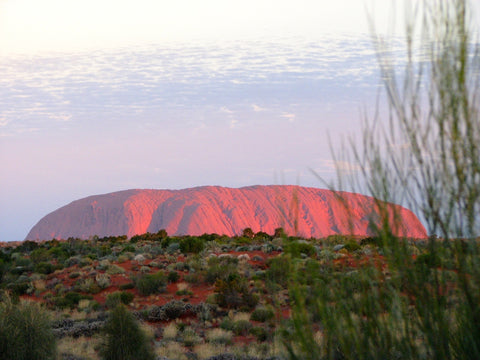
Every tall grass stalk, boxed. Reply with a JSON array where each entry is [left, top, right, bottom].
[[287, 1, 480, 359]]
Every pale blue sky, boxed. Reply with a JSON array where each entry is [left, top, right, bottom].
[[0, 1, 478, 241]]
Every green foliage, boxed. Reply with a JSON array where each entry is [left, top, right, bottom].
[[286, 1, 480, 359], [344, 240, 361, 252], [179, 236, 205, 254], [251, 306, 275, 322], [53, 291, 92, 309], [265, 255, 292, 288], [136, 271, 166, 296], [0, 297, 56, 360], [30, 248, 51, 264], [130, 229, 168, 243], [249, 326, 269, 342], [214, 273, 258, 309], [105, 291, 135, 308], [233, 319, 252, 335], [167, 270, 180, 283], [205, 256, 239, 284], [119, 282, 135, 290], [34, 261, 57, 275], [100, 304, 155, 360], [283, 241, 316, 258]]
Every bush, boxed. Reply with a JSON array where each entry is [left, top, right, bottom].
[[136, 271, 166, 296], [0, 298, 56, 360], [214, 273, 258, 309], [249, 326, 268, 342], [266, 256, 292, 288], [205, 256, 239, 284], [344, 240, 361, 252], [119, 282, 135, 290], [179, 237, 205, 254], [34, 261, 56, 275], [233, 319, 252, 335], [284, 241, 316, 258], [167, 271, 179, 283], [106, 291, 135, 308], [251, 306, 275, 322], [100, 304, 155, 360]]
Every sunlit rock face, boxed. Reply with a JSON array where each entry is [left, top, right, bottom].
[[25, 185, 427, 240]]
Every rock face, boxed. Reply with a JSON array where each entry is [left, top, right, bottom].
[[25, 185, 427, 240]]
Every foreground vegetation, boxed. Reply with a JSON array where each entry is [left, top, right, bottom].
[[1, 229, 478, 359]]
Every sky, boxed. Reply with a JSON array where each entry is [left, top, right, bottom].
[[0, 0, 479, 241]]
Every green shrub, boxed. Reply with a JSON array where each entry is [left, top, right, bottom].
[[214, 273, 258, 309], [250, 306, 275, 322], [0, 298, 56, 360], [167, 271, 179, 283], [265, 256, 292, 288], [344, 240, 361, 252], [284, 241, 316, 258], [136, 271, 166, 296], [220, 317, 234, 331], [249, 326, 268, 342], [205, 256, 239, 284], [105, 291, 134, 308], [179, 237, 205, 254], [54, 291, 91, 309], [184, 272, 202, 284], [34, 262, 56, 275], [100, 304, 155, 360], [233, 319, 252, 335], [119, 282, 135, 290]]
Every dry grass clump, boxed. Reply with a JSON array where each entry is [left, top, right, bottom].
[[162, 322, 178, 340], [155, 341, 188, 360], [206, 328, 233, 344], [193, 343, 228, 359], [57, 336, 101, 360]]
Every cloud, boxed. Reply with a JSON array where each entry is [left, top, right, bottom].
[[229, 119, 239, 129], [50, 113, 72, 122], [252, 104, 266, 112], [220, 106, 234, 114], [281, 113, 296, 122]]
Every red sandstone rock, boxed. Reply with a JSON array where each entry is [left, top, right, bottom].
[[25, 185, 427, 240]]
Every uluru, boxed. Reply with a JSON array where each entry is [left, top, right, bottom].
[[25, 185, 427, 240]]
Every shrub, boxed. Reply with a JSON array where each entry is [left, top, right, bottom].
[[167, 271, 179, 283], [266, 256, 292, 288], [249, 326, 268, 342], [284, 241, 316, 258], [344, 240, 361, 252], [106, 291, 135, 308], [251, 306, 275, 322], [34, 261, 56, 275], [205, 256, 239, 284], [233, 319, 252, 335], [106, 264, 125, 275], [95, 273, 111, 289], [119, 282, 135, 290], [100, 305, 155, 360], [179, 237, 205, 254], [136, 271, 166, 296], [0, 298, 56, 360], [206, 328, 233, 344], [54, 291, 91, 309], [214, 273, 258, 309], [163, 300, 188, 319]]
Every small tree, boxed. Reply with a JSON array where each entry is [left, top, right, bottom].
[[100, 304, 155, 360], [0, 296, 56, 360]]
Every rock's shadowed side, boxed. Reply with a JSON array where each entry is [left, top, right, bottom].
[[26, 185, 427, 240]]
